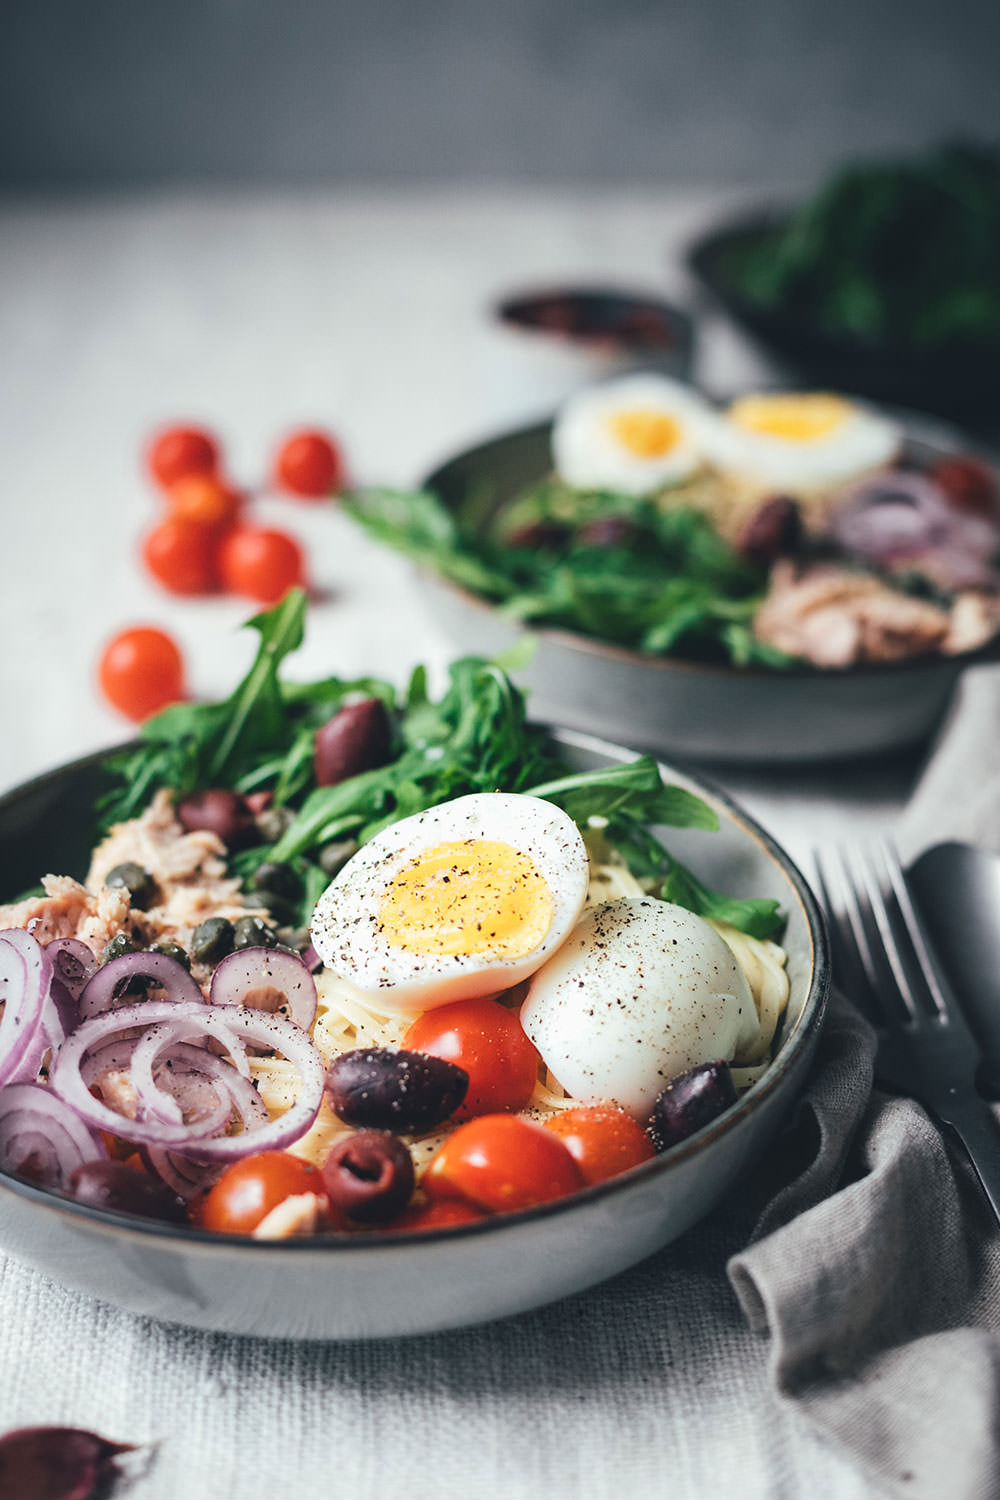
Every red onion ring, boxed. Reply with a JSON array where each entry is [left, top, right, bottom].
[[209, 946, 317, 1032], [50, 1000, 325, 1162], [0, 930, 51, 1087], [140, 1147, 222, 1202], [44, 939, 98, 1043], [0, 1081, 106, 1189], [78, 950, 204, 1021]]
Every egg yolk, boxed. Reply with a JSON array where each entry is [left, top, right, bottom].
[[378, 839, 554, 959], [728, 393, 850, 444], [606, 408, 681, 459]]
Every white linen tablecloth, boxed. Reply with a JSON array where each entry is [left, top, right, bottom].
[[0, 190, 934, 1499]]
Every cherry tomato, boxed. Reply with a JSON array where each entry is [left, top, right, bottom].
[[423, 1115, 584, 1213], [147, 425, 220, 490], [143, 515, 221, 595], [543, 1105, 655, 1185], [386, 1198, 489, 1233], [273, 428, 344, 498], [218, 525, 305, 603], [403, 997, 539, 1120], [929, 455, 998, 518], [167, 472, 244, 530], [98, 626, 185, 722], [199, 1151, 328, 1235]]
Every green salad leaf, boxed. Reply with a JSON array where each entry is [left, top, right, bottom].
[[345, 484, 789, 669], [97, 591, 784, 940]]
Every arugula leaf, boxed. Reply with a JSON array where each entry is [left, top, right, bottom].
[[527, 758, 719, 833], [659, 856, 785, 941]]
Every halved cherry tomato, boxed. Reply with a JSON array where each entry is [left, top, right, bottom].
[[147, 425, 220, 490], [403, 997, 539, 1120], [218, 525, 305, 603], [423, 1115, 584, 1213], [167, 472, 244, 531], [199, 1151, 328, 1235], [143, 515, 221, 595], [543, 1105, 655, 1185], [385, 1197, 489, 1233], [274, 428, 344, 499], [929, 455, 997, 518], [98, 626, 186, 722]]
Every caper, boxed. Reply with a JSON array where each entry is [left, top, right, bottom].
[[276, 926, 311, 954], [189, 917, 235, 966], [252, 861, 303, 902], [104, 862, 157, 910], [232, 915, 277, 950], [255, 805, 295, 844], [150, 940, 191, 970], [102, 932, 139, 964], [319, 838, 359, 876]]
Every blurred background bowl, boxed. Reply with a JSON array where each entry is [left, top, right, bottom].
[[418, 413, 1000, 766], [688, 211, 1000, 435]]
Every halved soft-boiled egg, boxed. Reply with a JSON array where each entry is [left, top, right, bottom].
[[551, 374, 712, 494], [310, 793, 589, 1014], [701, 391, 902, 493], [520, 897, 760, 1118]]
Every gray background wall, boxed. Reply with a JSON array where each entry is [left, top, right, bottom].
[[1, 0, 997, 189]]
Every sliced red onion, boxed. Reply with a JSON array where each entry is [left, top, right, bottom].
[[0, 930, 52, 1087], [209, 946, 317, 1032], [78, 950, 204, 1022], [828, 473, 1000, 589], [128, 1025, 236, 1133], [45, 939, 99, 1042], [0, 1081, 107, 1189], [140, 1147, 222, 1202], [50, 1000, 325, 1162]]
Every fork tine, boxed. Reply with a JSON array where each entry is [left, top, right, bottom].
[[851, 840, 924, 1022], [879, 837, 954, 1023], [812, 845, 885, 1027]]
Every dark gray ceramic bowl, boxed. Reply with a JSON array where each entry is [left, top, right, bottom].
[[0, 734, 828, 1340], [418, 417, 1000, 765]]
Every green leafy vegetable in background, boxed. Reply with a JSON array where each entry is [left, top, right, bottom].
[[97, 589, 784, 940], [346, 483, 790, 669], [724, 142, 1000, 351]]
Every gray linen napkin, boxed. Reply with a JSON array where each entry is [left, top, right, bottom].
[[729, 663, 1000, 1500]]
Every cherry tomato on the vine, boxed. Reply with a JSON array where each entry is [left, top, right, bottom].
[[543, 1105, 655, 1185], [143, 515, 221, 595], [423, 1115, 584, 1213], [273, 428, 344, 499], [218, 525, 305, 604], [98, 626, 186, 722], [198, 1151, 328, 1235], [147, 425, 220, 490], [403, 997, 539, 1120], [167, 472, 244, 531]]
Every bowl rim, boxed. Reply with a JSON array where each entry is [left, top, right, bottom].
[[419, 415, 1000, 683], [0, 728, 829, 1255]]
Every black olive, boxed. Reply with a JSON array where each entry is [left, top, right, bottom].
[[646, 1061, 737, 1152], [101, 932, 139, 964], [326, 1048, 469, 1133], [104, 862, 157, 910], [318, 838, 359, 876], [189, 917, 235, 966], [321, 1131, 414, 1225], [150, 940, 190, 970], [232, 915, 277, 951]]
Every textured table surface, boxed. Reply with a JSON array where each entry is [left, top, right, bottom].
[[0, 189, 916, 1498]]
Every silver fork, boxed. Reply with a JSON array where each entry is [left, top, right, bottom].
[[814, 837, 1000, 1226]]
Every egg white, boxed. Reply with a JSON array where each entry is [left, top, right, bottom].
[[700, 391, 902, 493], [519, 896, 760, 1118], [310, 793, 589, 1014], [551, 374, 712, 495]]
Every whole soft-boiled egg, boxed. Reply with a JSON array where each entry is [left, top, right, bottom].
[[700, 390, 901, 493], [551, 374, 713, 495], [310, 793, 589, 1014], [520, 897, 760, 1118]]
